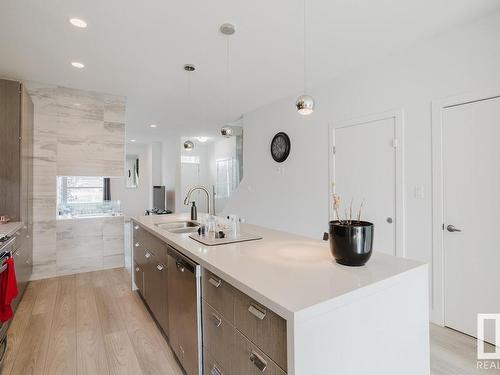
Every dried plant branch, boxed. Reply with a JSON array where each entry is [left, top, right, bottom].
[[333, 194, 343, 223], [357, 199, 365, 223], [333, 194, 367, 225], [349, 199, 353, 225]]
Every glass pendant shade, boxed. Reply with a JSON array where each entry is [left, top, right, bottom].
[[295, 94, 315, 115], [184, 140, 194, 150]]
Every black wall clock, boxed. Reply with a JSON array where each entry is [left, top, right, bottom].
[[270, 132, 291, 163]]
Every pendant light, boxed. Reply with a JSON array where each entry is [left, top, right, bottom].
[[220, 23, 236, 135], [295, 0, 314, 115], [183, 64, 196, 151], [184, 140, 194, 150]]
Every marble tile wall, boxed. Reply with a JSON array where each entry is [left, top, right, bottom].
[[56, 216, 124, 276], [26, 82, 126, 279]]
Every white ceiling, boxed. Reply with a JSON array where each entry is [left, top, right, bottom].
[[1, 0, 499, 141]]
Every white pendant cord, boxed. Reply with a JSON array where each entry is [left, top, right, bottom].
[[225, 36, 231, 124], [303, 0, 307, 94], [187, 69, 193, 124]]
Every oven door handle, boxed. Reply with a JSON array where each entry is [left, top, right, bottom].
[[0, 336, 7, 365]]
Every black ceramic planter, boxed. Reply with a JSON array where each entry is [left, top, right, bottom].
[[326, 221, 374, 266]]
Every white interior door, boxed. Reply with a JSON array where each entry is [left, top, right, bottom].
[[333, 115, 401, 256], [443, 96, 500, 344]]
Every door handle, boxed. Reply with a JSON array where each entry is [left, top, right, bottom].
[[135, 242, 140, 247], [249, 350, 267, 372], [446, 225, 462, 233], [144, 251, 151, 259], [156, 264, 165, 271]]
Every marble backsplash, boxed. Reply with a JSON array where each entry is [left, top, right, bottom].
[[26, 82, 126, 279]]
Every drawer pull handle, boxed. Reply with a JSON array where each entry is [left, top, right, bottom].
[[211, 313, 222, 328], [208, 277, 221, 288], [135, 267, 140, 272], [248, 304, 267, 320], [249, 350, 267, 372], [156, 264, 165, 271], [211, 364, 223, 375], [144, 251, 151, 259], [134, 225, 139, 230], [176, 262, 185, 273], [135, 242, 140, 247]]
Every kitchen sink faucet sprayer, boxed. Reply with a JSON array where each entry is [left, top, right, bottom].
[[183, 185, 215, 216]]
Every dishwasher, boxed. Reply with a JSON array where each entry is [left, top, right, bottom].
[[167, 246, 202, 375]]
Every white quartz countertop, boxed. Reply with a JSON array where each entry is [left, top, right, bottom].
[[0, 221, 24, 238], [133, 214, 426, 321]]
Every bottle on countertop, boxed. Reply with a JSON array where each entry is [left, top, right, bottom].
[[227, 214, 241, 238], [190, 201, 197, 221]]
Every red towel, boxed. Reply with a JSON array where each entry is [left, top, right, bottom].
[[0, 257, 18, 322]]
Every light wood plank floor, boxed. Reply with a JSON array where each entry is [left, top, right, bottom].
[[0, 268, 495, 374], [430, 324, 498, 374], [0, 268, 184, 375]]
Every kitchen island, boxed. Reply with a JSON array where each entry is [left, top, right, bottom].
[[132, 213, 429, 375]]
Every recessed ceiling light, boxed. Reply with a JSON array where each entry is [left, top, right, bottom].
[[130, 139, 136, 142], [69, 18, 87, 28], [197, 137, 208, 143], [149, 124, 158, 128], [71, 61, 85, 69]]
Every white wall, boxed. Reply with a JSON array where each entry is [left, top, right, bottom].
[[224, 12, 500, 317], [178, 139, 211, 213], [151, 141, 163, 186], [209, 136, 238, 214], [111, 142, 152, 219]]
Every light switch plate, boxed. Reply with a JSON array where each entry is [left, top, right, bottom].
[[414, 186, 424, 199]]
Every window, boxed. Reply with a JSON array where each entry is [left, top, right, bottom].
[[181, 155, 200, 164], [216, 158, 239, 199], [57, 176, 120, 218], [57, 176, 104, 206]]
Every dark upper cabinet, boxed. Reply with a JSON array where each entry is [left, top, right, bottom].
[[0, 78, 34, 287], [0, 79, 21, 221]]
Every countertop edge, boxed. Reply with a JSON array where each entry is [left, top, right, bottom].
[[0, 221, 25, 238]]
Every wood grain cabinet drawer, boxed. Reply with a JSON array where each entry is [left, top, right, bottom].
[[133, 262, 144, 295], [234, 291, 287, 371], [203, 301, 234, 373], [202, 270, 236, 324], [132, 223, 146, 264], [233, 330, 286, 375], [204, 347, 229, 375], [144, 234, 168, 265]]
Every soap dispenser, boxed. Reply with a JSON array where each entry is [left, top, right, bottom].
[[190, 201, 197, 221]]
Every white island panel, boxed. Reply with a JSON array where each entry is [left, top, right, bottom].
[[292, 265, 429, 375]]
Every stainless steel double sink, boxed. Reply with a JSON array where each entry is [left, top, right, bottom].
[[155, 221, 199, 234]]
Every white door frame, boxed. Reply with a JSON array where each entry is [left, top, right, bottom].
[[328, 109, 405, 257], [431, 88, 500, 325]]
